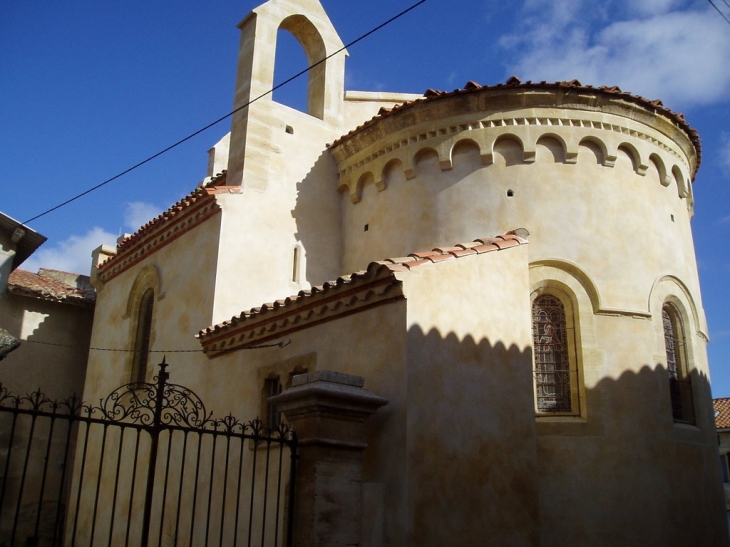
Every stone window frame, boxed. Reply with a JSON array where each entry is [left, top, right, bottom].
[[530, 286, 583, 417], [662, 301, 696, 424], [124, 266, 162, 384]]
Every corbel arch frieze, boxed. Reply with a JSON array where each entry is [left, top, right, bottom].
[[672, 165, 689, 198], [617, 141, 649, 176], [534, 132, 572, 164], [376, 158, 405, 191], [649, 153, 671, 187], [335, 115, 694, 205]]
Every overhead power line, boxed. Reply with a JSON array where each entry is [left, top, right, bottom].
[[709, 0, 730, 25], [19, 338, 291, 352], [22, 0, 427, 225]]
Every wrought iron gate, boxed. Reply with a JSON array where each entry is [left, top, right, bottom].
[[0, 360, 297, 546]]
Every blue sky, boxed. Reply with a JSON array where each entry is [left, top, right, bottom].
[[2, 0, 729, 394]]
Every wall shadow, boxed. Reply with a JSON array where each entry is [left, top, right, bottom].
[[379, 323, 728, 547]]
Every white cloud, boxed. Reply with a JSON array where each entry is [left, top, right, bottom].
[[500, 3, 730, 109], [19, 200, 164, 276], [628, 0, 686, 16], [720, 132, 730, 169], [124, 202, 164, 232], [21, 226, 117, 276]]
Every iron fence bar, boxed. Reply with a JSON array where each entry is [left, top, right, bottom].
[[247, 430, 259, 547], [11, 409, 39, 543], [53, 418, 77, 546], [140, 359, 169, 547], [205, 429, 219, 546], [90, 423, 111, 544], [173, 430, 189, 546], [32, 411, 58, 541], [219, 434, 232, 547], [0, 362, 299, 547], [233, 436, 246, 547], [107, 425, 127, 547], [124, 429, 143, 547], [70, 421, 92, 545], [0, 401, 20, 515], [286, 433, 298, 547], [273, 438, 285, 547], [157, 430, 174, 547], [188, 431, 204, 546], [260, 441, 274, 547]]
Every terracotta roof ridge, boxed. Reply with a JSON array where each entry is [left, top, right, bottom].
[[329, 78, 701, 177], [197, 230, 528, 345]]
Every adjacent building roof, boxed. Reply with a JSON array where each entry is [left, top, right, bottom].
[[197, 230, 528, 356], [331, 77, 702, 178], [8, 268, 96, 307], [714, 397, 730, 430], [0, 212, 47, 270]]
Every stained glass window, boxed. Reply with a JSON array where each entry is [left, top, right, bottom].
[[663, 306, 694, 423], [532, 294, 572, 413]]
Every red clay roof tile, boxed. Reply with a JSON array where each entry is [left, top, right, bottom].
[[332, 78, 701, 178], [7, 268, 95, 307], [197, 229, 528, 342], [714, 398, 730, 430]]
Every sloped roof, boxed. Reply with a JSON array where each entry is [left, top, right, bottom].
[[197, 230, 528, 356], [0, 212, 47, 270], [8, 268, 96, 307], [331, 77, 701, 178], [714, 397, 730, 430], [96, 173, 237, 283]]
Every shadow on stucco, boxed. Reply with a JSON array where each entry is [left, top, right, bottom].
[[289, 148, 342, 285], [375, 324, 728, 547]]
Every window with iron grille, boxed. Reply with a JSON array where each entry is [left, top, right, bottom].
[[532, 294, 573, 414], [663, 305, 694, 424]]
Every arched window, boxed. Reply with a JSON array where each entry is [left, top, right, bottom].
[[532, 294, 576, 414], [663, 305, 694, 423], [131, 288, 154, 384]]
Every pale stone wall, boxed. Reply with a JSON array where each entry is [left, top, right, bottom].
[[74, 0, 726, 544], [401, 242, 537, 546], [84, 212, 221, 399], [0, 291, 93, 546], [0, 295, 92, 398], [330, 87, 723, 544]]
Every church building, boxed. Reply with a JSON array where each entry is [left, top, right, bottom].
[[80, 0, 727, 544]]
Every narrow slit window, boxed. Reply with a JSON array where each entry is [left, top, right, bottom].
[[131, 288, 154, 384], [264, 376, 283, 429]]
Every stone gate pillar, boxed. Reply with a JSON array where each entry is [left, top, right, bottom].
[[269, 371, 387, 547]]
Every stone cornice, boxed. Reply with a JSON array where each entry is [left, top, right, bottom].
[[96, 186, 238, 283], [197, 232, 527, 357], [330, 79, 700, 178], [198, 269, 405, 357]]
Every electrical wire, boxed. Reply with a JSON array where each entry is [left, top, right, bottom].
[[21, 0, 427, 226], [17, 338, 291, 352], [709, 0, 730, 25]]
